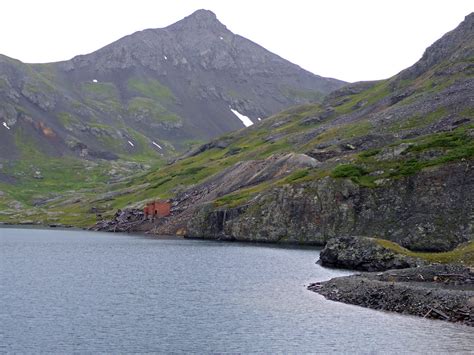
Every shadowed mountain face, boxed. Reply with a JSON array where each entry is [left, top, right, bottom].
[[0, 9, 345, 161]]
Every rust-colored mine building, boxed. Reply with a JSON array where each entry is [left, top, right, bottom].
[[144, 200, 171, 218]]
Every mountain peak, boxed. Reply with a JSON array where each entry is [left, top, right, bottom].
[[0, 8, 345, 162], [187, 9, 218, 21], [173, 9, 224, 30]]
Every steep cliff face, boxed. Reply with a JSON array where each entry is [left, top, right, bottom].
[[187, 161, 473, 251]]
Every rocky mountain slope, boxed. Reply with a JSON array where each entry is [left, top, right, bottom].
[[179, 13, 474, 251], [0, 9, 344, 162], [2, 13, 473, 258]]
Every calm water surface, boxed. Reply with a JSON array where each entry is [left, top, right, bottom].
[[1, 228, 473, 353]]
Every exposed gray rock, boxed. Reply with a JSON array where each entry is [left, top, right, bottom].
[[398, 13, 474, 80], [0, 10, 345, 161], [377, 143, 413, 160], [326, 81, 381, 101], [177, 152, 320, 203], [8, 201, 23, 210], [178, 138, 232, 160], [308, 264, 474, 326], [186, 161, 474, 251], [0, 104, 18, 126], [319, 236, 425, 271]]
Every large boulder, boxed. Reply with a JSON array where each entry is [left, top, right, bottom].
[[319, 236, 425, 271]]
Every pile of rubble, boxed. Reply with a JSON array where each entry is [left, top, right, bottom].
[[90, 208, 147, 232], [309, 264, 474, 326]]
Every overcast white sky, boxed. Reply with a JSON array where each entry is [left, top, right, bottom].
[[0, 0, 472, 82]]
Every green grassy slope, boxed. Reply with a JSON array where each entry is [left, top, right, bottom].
[[2, 59, 472, 227], [376, 239, 474, 266], [1, 13, 473, 237]]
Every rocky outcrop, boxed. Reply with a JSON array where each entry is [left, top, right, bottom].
[[187, 161, 474, 251], [308, 264, 474, 326], [319, 236, 424, 271], [399, 12, 474, 80]]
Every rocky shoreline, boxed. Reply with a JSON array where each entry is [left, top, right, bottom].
[[5, 222, 474, 326], [309, 236, 474, 326], [309, 264, 474, 326], [91, 220, 474, 327]]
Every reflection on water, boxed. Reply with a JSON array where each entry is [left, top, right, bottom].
[[1, 228, 473, 353]]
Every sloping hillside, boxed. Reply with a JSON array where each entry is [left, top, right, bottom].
[[1, 13, 473, 254], [0, 9, 344, 162]]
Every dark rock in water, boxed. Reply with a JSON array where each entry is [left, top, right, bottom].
[[48, 223, 69, 228], [319, 236, 425, 271], [308, 264, 474, 326]]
